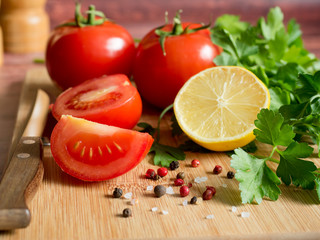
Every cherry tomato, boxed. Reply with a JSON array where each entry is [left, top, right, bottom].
[[52, 74, 142, 129], [45, 4, 135, 89], [50, 115, 154, 181], [133, 13, 221, 109]]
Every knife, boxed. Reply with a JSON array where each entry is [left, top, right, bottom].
[[0, 85, 50, 230]]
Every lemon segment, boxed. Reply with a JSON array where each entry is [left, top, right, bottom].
[[173, 66, 270, 151]]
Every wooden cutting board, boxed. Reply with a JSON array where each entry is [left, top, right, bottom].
[[2, 68, 320, 240]]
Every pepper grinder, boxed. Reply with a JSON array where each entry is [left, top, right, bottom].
[[0, 0, 49, 53], [0, 0, 3, 65]]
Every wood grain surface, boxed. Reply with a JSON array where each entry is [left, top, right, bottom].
[[0, 68, 320, 239], [0, 0, 320, 239]]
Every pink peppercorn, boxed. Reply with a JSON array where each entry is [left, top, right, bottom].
[[180, 186, 190, 197], [174, 178, 184, 186], [191, 159, 200, 167], [157, 167, 168, 177]]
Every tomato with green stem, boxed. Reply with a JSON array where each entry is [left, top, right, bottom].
[[50, 115, 154, 181], [45, 3, 135, 89], [133, 10, 221, 109]]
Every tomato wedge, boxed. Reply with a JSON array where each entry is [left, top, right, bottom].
[[50, 115, 154, 181], [52, 74, 142, 129]]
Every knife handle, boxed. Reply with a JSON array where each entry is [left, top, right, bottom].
[[0, 137, 43, 230]]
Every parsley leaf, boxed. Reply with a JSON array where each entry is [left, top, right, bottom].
[[231, 148, 281, 204], [276, 142, 316, 189], [253, 109, 295, 146], [150, 142, 185, 167], [315, 176, 320, 200]]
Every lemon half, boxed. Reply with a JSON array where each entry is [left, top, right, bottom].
[[173, 66, 270, 151]]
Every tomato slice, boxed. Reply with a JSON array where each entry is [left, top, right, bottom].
[[50, 115, 154, 181], [52, 74, 142, 129]]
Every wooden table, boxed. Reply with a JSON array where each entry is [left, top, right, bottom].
[[1, 0, 320, 239]]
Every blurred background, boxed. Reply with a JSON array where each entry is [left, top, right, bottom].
[[45, 0, 320, 56]]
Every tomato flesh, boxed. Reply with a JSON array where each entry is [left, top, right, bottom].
[[50, 115, 154, 181], [52, 74, 142, 129]]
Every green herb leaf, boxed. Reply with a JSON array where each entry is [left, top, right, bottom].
[[150, 142, 186, 167], [253, 109, 295, 146], [231, 148, 281, 204], [315, 176, 320, 200], [276, 142, 316, 189]]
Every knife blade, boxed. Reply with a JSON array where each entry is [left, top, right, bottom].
[[0, 87, 50, 230]]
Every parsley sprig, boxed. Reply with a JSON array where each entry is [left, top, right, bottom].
[[212, 7, 320, 204], [138, 105, 186, 167], [231, 109, 319, 204]]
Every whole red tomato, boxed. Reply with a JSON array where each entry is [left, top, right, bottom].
[[133, 12, 221, 109], [45, 4, 135, 90]]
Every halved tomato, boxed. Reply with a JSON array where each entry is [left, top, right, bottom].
[[50, 115, 154, 181], [52, 74, 142, 129]]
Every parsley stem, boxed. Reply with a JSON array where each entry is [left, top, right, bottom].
[[156, 104, 173, 142]]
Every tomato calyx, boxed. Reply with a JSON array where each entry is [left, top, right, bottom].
[[155, 10, 211, 55], [58, 2, 108, 28]]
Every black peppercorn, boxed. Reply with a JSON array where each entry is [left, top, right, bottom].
[[154, 185, 166, 198], [169, 160, 179, 170], [176, 172, 185, 179], [153, 174, 161, 180], [123, 208, 132, 217], [190, 196, 197, 204], [113, 188, 123, 198], [227, 171, 235, 179]]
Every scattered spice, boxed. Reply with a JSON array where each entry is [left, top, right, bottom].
[[190, 196, 197, 204], [180, 185, 190, 197], [182, 200, 188, 206], [166, 186, 174, 195], [112, 188, 123, 198], [151, 207, 158, 212], [241, 212, 250, 218], [174, 178, 184, 186], [213, 165, 222, 174], [227, 171, 235, 179], [162, 210, 169, 215], [157, 167, 168, 177], [169, 160, 179, 170], [146, 169, 156, 179], [206, 214, 214, 219], [187, 182, 193, 188], [122, 208, 132, 218], [153, 174, 161, 180], [154, 185, 166, 198], [202, 186, 216, 200], [191, 159, 200, 167], [124, 192, 133, 199], [176, 172, 185, 179]]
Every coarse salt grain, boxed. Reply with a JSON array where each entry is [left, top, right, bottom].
[[162, 210, 169, 215], [146, 185, 153, 191], [130, 199, 138, 205], [124, 192, 133, 199], [194, 176, 208, 184], [151, 207, 158, 212], [231, 206, 237, 213], [166, 186, 174, 195], [206, 214, 214, 219], [221, 183, 228, 188], [241, 212, 250, 218], [182, 200, 188, 206]]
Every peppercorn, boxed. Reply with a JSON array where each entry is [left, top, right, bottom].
[[180, 185, 190, 197], [227, 171, 235, 179], [202, 189, 214, 200], [146, 169, 156, 179], [176, 172, 185, 179], [202, 186, 216, 200], [113, 188, 123, 198], [122, 208, 132, 217], [174, 178, 184, 186], [191, 159, 200, 167], [190, 196, 197, 204], [169, 160, 179, 170], [213, 165, 222, 174], [153, 174, 161, 180], [154, 185, 166, 198], [157, 167, 168, 177]]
